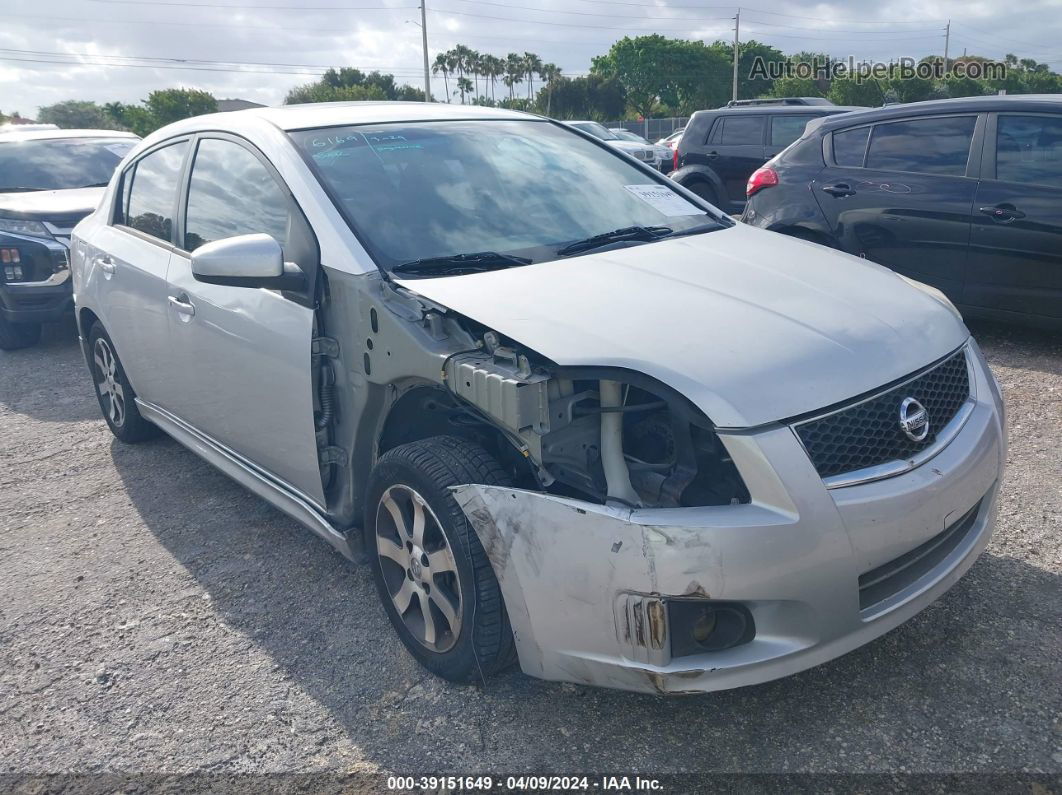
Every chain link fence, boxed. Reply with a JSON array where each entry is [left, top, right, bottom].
[[604, 117, 689, 142]]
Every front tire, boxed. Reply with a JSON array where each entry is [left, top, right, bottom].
[[0, 315, 42, 351], [686, 180, 722, 209], [88, 322, 158, 443], [365, 436, 516, 683]]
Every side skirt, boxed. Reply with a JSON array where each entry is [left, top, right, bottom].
[[136, 399, 355, 561]]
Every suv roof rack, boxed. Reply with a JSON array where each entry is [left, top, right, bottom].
[[726, 97, 834, 107]]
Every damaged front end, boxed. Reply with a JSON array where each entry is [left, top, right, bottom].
[[442, 329, 749, 511]]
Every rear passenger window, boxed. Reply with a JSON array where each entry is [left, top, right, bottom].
[[995, 114, 1062, 188], [771, 115, 816, 148], [832, 127, 869, 167], [865, 116, 976, 176], [123, 141, 188, 243], [713, 116, 765, 145], [184, 139, 291, 252]]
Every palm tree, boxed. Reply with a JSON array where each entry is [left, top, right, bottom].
[[455, 76, 473, 105], [540, 63, 562, 116], [484, 54, 504, 103], [523, 51, 544, 100], [505, 53, 524, 100], [432, 53, 451, 104]]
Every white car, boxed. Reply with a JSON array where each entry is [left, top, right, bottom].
[[71, 102, 1005, 694], [568, 120, 667, 171]]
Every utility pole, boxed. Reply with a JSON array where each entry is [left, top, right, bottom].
[[943, 19, 950, 68], [420, 0, 431, 101], [732, 8, 740, 104]]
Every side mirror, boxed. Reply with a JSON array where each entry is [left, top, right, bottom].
[[191, 233, 306, 291]]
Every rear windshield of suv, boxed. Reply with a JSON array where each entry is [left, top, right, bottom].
[[290, 120, 721, 269], [0, 137, 136, 192]]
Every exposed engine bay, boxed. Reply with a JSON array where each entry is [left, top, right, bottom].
[[441, 329, 749, 508]]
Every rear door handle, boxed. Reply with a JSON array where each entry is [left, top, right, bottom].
[[821, 183, 856, 197], [98, 256, 116, 275], [704, 151, 719, 159], [979, 204, 1025, 222], [168, 294, 196, 318]]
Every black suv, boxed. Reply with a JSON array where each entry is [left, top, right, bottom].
[[742, 95, 1062, 328], [0, 128, 138, 349], [670, 103, 864, 214]]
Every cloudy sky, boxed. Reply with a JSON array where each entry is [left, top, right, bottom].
[[2, 0, 1060, 116]]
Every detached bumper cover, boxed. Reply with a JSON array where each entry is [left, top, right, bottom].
[[453, 343, 1005, 694]]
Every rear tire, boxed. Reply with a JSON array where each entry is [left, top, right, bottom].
[[0, 315, 42, 351], [365, 436, 517, 683], [88, 322, 158, 443]]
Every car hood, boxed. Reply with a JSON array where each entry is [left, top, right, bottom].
[[0, 187, 105, 221], [606, 140, 652, 155], [396, 224, 969, 429]]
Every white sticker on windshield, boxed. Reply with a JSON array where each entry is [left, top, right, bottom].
[[623, 184, 703, 216]]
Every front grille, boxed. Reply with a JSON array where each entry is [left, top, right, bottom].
[[858, 498, 982, 611], [794, 348, 971, 479]]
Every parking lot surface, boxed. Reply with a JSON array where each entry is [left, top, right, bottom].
[[0, 317, 1059, 776]]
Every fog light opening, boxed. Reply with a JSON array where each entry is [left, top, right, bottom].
[[668, 600, 755, 659]]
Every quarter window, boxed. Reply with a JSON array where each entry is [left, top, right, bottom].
[[832, 127, 869, 167], [184, 139, 291, 251], [713, 116, 765, 145], [123, 141, 188, 243], [770, 115, 816, 148], [865, 116, 976, 176], [995, 114, 1062, 189]]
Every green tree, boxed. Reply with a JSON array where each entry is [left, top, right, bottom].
[[432, 53, 452, 103], [768, 77, 824, 99], [827, 77, 885, 107], [285, 69, 423, 105], [592, 35, 732, 118], [37, 100, 119, 130], [707, 40, 786, 102], [145, 89, 217, 128]]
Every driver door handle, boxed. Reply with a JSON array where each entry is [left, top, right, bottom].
[[98, 256, 116, 275], [821, 182, 856, 197], [168, 294, 196, 318], [979, 204, 1025, 222]]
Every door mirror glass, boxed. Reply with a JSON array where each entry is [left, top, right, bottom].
[[191, 233, 303, 290]]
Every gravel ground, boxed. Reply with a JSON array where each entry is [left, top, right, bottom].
[[0, 316, 1059, 778]]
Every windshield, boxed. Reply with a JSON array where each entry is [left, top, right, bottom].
[[290, 120, 720, 271], [0, 137, 136, 191], [569, 121, 620, 141], [613, 130, 650, 144]]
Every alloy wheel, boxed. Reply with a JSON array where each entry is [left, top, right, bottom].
[[93, 337, 125, 428], [375, 484, 463, 653]]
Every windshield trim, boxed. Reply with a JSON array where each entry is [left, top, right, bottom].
[[288, 117, 730, 280]]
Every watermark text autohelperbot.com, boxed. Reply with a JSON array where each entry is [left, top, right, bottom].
[[750, 56, 1007, 83]]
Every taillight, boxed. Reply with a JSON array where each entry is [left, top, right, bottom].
[[746, 166, 778, 197], [672, 146, 679, 172]]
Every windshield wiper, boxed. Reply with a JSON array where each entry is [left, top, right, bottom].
[[391, 251, 532, 277], [79, 182, 110, 188], [556, 225, 672, 257], [0, 186, 43, 193], [655, 223, 721, 240]]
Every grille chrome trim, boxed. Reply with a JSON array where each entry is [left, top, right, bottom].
[[792, 344, 977, 489]]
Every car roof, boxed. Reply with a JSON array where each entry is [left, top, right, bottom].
[[691, 105, 865, 119], [189, 102, 537, 133], [816, 94, 1062, 130], [0, 128, 140, 142]]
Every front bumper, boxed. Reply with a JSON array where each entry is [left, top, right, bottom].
[[453, 342, 1006, 694], [0, 232, 73, 324]]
